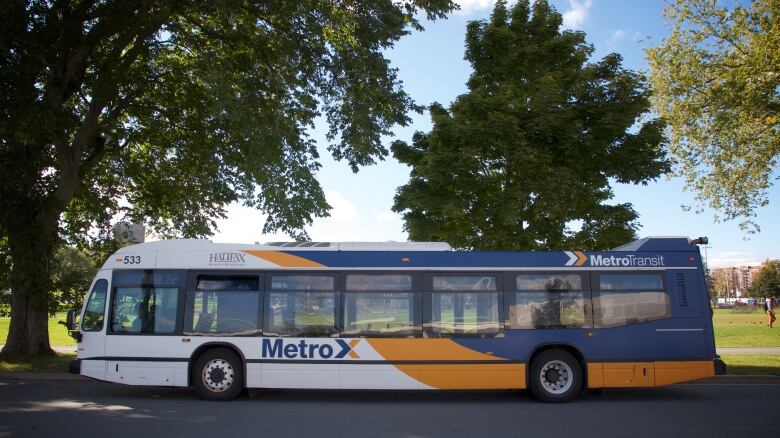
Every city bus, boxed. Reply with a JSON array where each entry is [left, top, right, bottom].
[[67, 236, 725, 402]]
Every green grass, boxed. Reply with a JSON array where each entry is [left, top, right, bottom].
[[712, 308, 780, 348], [0, 312, 76, 347], [0, 352, 75, 373], [721, 354, 780, 376]]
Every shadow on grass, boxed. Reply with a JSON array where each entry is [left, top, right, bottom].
[[0, 352, 75, 373]]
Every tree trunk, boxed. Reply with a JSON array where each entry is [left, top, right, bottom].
[[0, 206, 58, 357]]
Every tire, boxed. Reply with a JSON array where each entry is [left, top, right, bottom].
[[529, 349, 583, 403], [192, 348, 244, 401]]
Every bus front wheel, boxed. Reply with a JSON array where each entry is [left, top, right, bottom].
[[193, 348, 244, 401], [529, 349, 583, 403]]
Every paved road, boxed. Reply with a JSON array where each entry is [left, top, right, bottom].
[[0, 381, 778, 438]]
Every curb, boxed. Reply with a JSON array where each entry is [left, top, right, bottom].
[[687, 375, 780, 385]]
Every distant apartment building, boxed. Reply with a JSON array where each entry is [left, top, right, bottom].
[[711, 262, 765, 299]]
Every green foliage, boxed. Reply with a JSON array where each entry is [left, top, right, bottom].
[[647, 0, 780, 232], [48, 246, 97, 316], [0, 0, 455, 244], [392, 0, 668, 250], [748, 260, 780, 298]]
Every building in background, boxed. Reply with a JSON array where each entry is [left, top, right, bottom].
[[711, 262, 768, 304]]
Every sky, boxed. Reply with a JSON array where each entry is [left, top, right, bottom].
[[212, 0, 779, 268]]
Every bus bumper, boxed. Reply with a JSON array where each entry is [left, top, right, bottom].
[[714, 357, 727, 375], [69, 359, 81, 375]]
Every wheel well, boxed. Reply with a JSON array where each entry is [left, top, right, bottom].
[[188, 343, 246, 387], [527, 344, 587, 387]]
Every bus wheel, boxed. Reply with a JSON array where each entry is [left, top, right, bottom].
[[529, 349, 583, 403], [193, 348, 244, 401]]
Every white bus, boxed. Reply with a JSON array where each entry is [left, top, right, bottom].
[[68, 237, 723, 402]]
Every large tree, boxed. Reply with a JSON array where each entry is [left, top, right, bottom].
[[748, 260, 780, 299], [392, 0, 668, 250], [0, 0, 454, 355], [647, 0, 780, 233]]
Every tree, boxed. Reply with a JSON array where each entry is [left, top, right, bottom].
[[392, 0, 668, 250], [748, 260, 780, 299], [647, 0, 780, 233], [50, 246, 98, 316], [0, 0, 455, 355]]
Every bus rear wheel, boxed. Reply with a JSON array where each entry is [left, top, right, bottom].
[[529, 349, 583, 403], [193, 348, 244, 401]]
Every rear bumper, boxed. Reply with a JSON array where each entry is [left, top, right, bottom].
[[68, 359, 81, 375], [714, 357, 727, 375]]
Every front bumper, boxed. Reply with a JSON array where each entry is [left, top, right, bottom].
[[714, 357, 727, 375], [68, 359, 81, 375]]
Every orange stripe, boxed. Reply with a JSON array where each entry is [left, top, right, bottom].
[[394, 364, 525, 389], [241, 250, 325, 268], [367, 339, 503, 361], [587, 361, 715, 388]]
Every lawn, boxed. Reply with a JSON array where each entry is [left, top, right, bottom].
[[712, 308, 780, 348], [0, 352, 75, 373], [721, 354, 780, 376], [0, 312, 76, 347]]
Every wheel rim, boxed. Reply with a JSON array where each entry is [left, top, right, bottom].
[[202, 359, 235, 393], [539, 360, 573, 395]]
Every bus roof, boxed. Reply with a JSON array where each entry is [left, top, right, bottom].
[[102, 236, 702, 271]]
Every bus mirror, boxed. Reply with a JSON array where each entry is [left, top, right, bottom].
[[690, 237, 708, 246], [66, 309, 78, 331]]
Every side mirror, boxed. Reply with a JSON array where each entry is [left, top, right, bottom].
[[66, 309, 78, 331]]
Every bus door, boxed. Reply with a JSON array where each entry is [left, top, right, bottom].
[[77, 271, 111, 380], [103, 270, 186, 386]]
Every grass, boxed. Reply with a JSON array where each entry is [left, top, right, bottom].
[[721, 354, 780, 376], [712, 308, 780, 348], [0, 312, 77, 347], [0, 352, 75, 373]]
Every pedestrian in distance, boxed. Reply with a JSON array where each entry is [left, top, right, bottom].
[[767, 296, 776, 328]]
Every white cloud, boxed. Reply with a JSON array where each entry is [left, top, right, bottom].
[[562, 0, 592, 30], [324, 190, 359, 223], [455, 0, 497, 16], [706, 251, 763, 268], [376, 211, 397, 223]]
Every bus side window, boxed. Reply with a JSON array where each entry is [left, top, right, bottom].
[[509, 273, 586, 329], [264, 275, 337, 337], [592, 273, 670, 328], [427, 275, 500, 337]]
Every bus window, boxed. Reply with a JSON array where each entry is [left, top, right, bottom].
[[428, 275, 499, 337], [81, 279, 108, 332], [343, 274, 417, 337], [509, 274, 586, 329], [111, 287, 179, 334], [593, 273, 670, 328], [184, 276, 261, 336], [265, 275, 337, 337]]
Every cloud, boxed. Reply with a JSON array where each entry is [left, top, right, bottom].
[[603, 28, 628, 51], [455, 0, 498, 15], [324, 190, 359, 223], [706, 251, 763, 268], [562, 0, 592, 30], [376, 211, 398, 223]]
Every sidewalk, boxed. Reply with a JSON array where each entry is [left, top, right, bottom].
[[717, 347, 780, 355]]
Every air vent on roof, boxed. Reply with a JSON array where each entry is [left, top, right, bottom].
[[266, 242, 331, 248], [675, 272, 688, 307]]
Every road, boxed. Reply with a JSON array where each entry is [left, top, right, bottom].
[[0, 380, 778, 438]]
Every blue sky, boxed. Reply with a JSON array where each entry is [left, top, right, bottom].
[[213, 0, 779, 268]]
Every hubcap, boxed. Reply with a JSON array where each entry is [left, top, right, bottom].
[[539, 360, 573, 394], [202, 359, 235, 392]]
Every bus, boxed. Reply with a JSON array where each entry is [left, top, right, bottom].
[[67, 236, 725, 402]]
